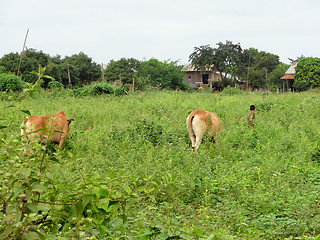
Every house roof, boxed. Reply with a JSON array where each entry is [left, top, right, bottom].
[[182, 64, 214, 72], [280, 74, 295, 80], [280, 62, 297, 80], [285, 62, 297, 75]]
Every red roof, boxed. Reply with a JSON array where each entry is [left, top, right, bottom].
[[280, 74, 294, 80]]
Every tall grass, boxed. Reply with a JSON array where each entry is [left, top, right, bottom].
[[1, 89, 320, 239]]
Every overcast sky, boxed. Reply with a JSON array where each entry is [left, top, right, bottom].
[[1, 0, 319, 65]]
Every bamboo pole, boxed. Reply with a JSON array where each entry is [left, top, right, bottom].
[[17, 28, 29, 76]]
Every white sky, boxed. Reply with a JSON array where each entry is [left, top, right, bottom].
[[1, 0, 319, 65]]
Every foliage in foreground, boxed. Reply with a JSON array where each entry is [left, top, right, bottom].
[[1, 89, 320, 239]]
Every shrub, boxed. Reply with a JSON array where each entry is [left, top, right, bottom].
[[0, 66, 5, 74], [48, 80, 64, 90], [73, 82, 126, 97], [0, 73, 24, 92], [221, 85, 244, 95]]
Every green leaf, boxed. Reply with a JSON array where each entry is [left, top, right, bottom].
[[2, 225, 13, 238], [19, 168, 32, 178], [12, 186, 24, 199], [82, 194, 93, 210], [124, 185, 132, 194], [97, 198, 110, 212], [32, 183, 48, 193], [0, 125, 7, 130], [20, 109, 32, 116], [48, 156, 60, 163], [25, 203, 38, 213], [43, 75, 55, 80]]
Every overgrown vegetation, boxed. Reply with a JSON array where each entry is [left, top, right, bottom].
[[1, 89, 320, 239]]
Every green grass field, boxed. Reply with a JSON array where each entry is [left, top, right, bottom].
[[1, 89, 320, 239]]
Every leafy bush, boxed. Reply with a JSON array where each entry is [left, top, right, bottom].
[[0, 66, 5, 74], [221, 85, 244, 95], [0, 73, 24, 92], [73, 82, 125, 96], [48, 80, 64, 90]]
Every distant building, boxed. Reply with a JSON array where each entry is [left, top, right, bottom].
[[182, 65, 222, 88], [280, 62, 297, 91]]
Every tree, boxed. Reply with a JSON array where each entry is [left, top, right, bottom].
[[293, 57, 320, 91], [0, 52, 20, 74], [242, 48, 280, 89], [0, 49, 50, 83], [137, 59, 187, 90], [268, 63, 289, 90], [104, 58, 141, 86], [189, 41, 243, 82], [64, 52, 101, 86], [288, 55, 305, 64]]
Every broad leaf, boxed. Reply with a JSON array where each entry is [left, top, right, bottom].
[[20, 109, 32, 116]]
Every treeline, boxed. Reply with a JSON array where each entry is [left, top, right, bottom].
[[0, 49, 188, 92], [0, 50, 100, 88], [189, 41, 320, 91], [1, 41, 319, 92], [189, 41, 289, 90]]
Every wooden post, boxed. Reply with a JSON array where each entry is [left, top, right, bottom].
[[131, 77, 135, 92], [265, 68, 268, 90], [66, 62, 72, 88], [246, 55, 250, 90], [17, 28, 29, 76], [101, 63, 105, 82]]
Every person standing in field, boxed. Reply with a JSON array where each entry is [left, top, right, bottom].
[[247, 105, 256, 127]]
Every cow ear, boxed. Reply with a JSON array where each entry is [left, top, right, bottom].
[[67, 118, 74, 125]]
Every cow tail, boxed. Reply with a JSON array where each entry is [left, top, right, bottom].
[[188, 115, 195, 146]]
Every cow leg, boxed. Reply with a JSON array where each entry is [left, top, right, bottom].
[[194, 136, 203, 153], [189, 130, 197, 150], [58, 134, 67, 149]]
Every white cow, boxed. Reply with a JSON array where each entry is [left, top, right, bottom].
[[186, 109, 221, 153]]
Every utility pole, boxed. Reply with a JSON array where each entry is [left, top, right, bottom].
[[17, 28, 29, 76]]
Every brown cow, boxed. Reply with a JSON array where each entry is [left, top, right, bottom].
[[186, 109, 221, 153], [21, 111, 74, 149]]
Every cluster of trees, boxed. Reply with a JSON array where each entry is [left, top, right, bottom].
[[0, 49, 101, 88], [189, 41, 320, 91], [0, 41, 319, 92], [189, 40, 288, 90], [0, 49, 187, 91], [104, 58, 187, 90]]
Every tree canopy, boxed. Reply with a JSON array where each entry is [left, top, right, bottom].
[[137, 59, 187, 90], [293, 57, 320, 91], [189, 42, 283, 90], [0, 49, 101, 88], [104, 58, 141, 86], [189, 41, 243, 82]]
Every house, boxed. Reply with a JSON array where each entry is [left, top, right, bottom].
[[280, 62, 297, 91], [182, 65, 222, 88]]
